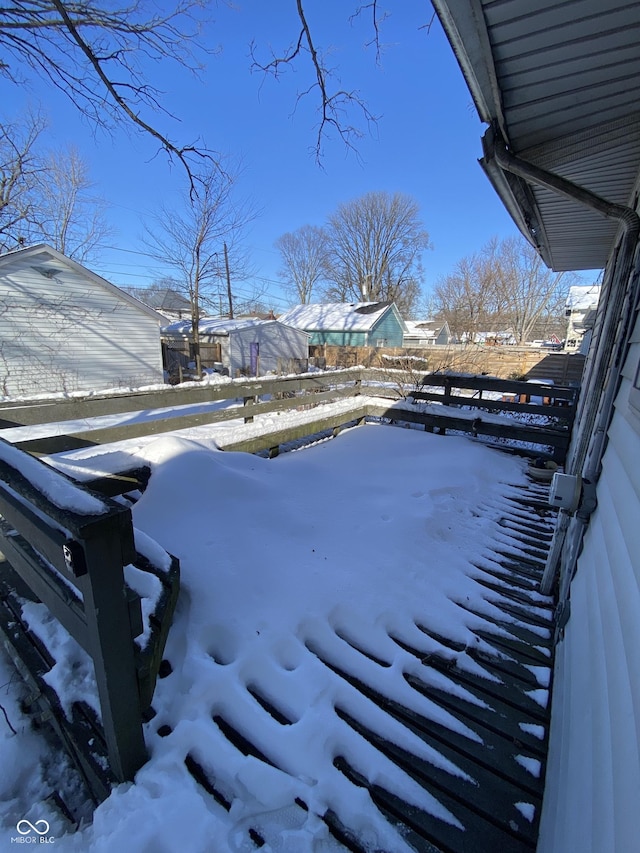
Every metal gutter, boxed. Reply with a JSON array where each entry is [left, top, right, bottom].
[[482, 128, 640, 595], [491, 135, 639, 236]]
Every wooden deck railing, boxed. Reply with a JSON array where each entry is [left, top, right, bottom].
[[0, 368, 578, 461], [0, 439, 179, 798]]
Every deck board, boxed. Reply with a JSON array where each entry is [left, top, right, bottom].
[[179, 473, 557, 851], [1, 457, 557, 851]]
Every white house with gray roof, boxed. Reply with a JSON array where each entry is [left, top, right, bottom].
[[403, 319, 453, 347], [564, 284, 601, 352], [0, 244, 165, 397]]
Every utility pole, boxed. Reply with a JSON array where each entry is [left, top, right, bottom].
[[224, 242, 234, 319]]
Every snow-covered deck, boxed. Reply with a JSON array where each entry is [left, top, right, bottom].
[[0, 422, 557, 852]]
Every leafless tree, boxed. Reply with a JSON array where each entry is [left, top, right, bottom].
[[433, 236, 576, 344], [432, 248, 501, 342], [492, 236, 574, 344], [275, 224, 328, 304], [0, 113, 112, 259], [0, 110, 46, 251], [145, 164, 256, 372], [0, 0, 215, 189], [31, 145, 112, 262], [322, 190, 430, 316]]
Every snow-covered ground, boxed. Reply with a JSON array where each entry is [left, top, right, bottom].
[[0, 421, 538, 851]]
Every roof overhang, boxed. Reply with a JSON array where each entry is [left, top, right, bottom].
[[433, 0, 640, 271]]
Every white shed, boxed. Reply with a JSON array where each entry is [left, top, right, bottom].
[[0, 244, 165, 397], [162, 317, 309, 377]]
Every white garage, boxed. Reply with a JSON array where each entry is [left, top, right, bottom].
[[0, 244, 165, 397]]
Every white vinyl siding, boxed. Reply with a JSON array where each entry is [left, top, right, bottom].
[[0, 258, 163, 396], [624, 301, 640, 427], [538, 308, 640, 853], [225, 323, 309, 377]]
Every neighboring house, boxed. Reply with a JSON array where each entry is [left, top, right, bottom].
[[564, 284, 601, 352], [433, 2, 640, 852], [139, 288, 193, 322], [162, 317, 309, 377], [403, 319, 452, 347], [456, 329, 517, 345], [279, 301, 407, 347], [0, 244, 165, 397], [475, 329, 518, 346]]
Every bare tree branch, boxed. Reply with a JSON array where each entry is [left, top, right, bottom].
[[348, 2, 389, 65], [322, 190, 430, 316], [251, 0, 379, 163], [419, 11, 437, 35], [0, 1, 219, 192]]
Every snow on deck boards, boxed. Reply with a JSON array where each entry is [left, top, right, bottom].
[[173, 479, 556, 853], [0, 426, 557, 852]]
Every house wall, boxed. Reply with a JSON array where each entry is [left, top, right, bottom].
[[367, 310, 404, 347], [0, 260, 163, 397], [538, 236, 640, 851], [307, 330, 367, 347]]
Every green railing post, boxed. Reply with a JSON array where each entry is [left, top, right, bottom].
[[76, 510, 147, 782]]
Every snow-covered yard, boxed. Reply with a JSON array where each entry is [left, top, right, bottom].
[[0, 422, 549, 851]]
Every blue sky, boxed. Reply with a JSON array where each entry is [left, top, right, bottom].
[[2, 2, 595, 313]]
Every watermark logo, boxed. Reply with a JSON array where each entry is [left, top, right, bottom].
[[17, 821, 50, 836], [11, 818, 55, 844]]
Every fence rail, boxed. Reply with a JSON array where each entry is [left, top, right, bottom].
[[0, 368, 578, 461]]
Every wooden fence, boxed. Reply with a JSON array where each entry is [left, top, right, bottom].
[[312, 344, 586, 385]]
